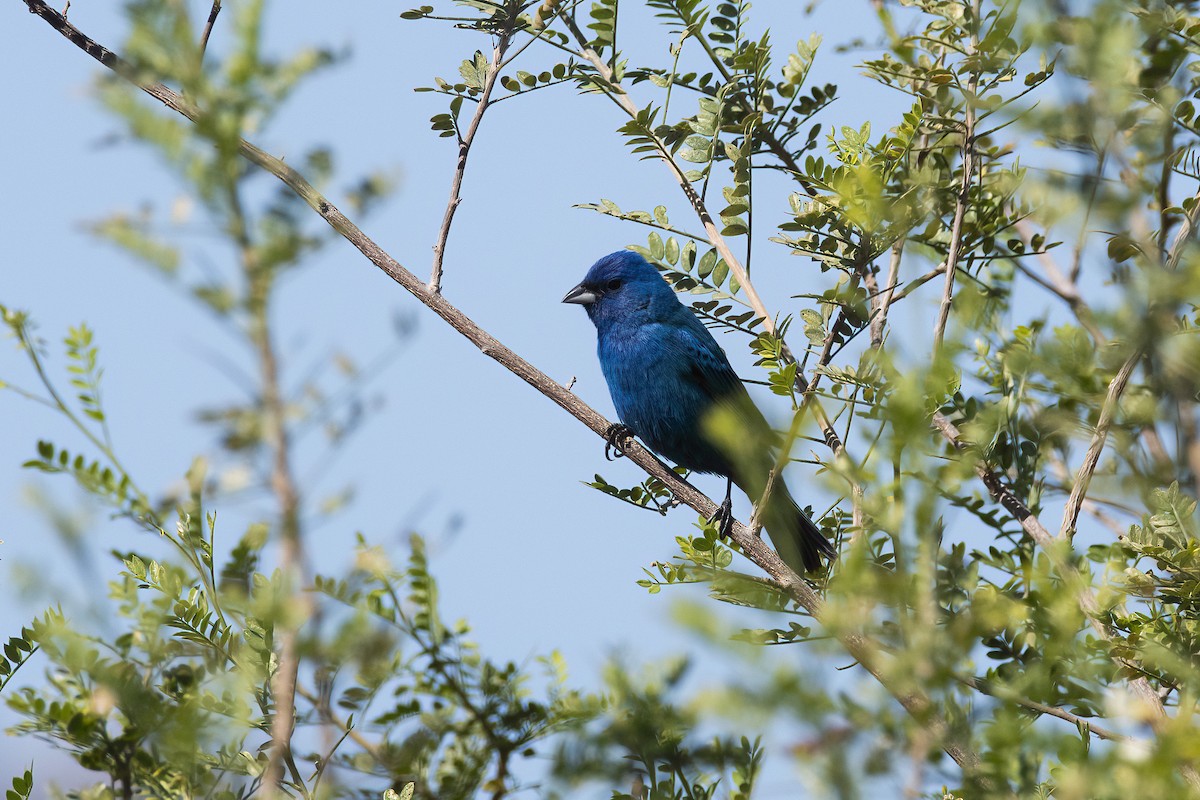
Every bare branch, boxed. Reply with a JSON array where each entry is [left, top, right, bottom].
[[1012, 219, 1107, 346], [869, 239, 904, 350], [198, 1, 221, 62], [429, 35, 511, 293], [957, 675, 1134, 744], [931, 0, 980, 353], [1058, 351, 1140, 540]]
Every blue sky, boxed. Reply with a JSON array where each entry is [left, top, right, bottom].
[[0, 0, 945, 792]]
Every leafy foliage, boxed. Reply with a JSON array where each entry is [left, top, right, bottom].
[[11, 0, 1200, 797], [5, 768, 33, 800]]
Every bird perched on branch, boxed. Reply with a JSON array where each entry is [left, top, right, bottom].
[[563, 250, 836, 573]]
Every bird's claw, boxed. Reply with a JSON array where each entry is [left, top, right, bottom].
[[604, 423, 633, 461], [707, 496, 734, 540]]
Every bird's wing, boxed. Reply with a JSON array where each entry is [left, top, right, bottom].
[[669, 312, 779, 447], [668, 313, 749, 401]]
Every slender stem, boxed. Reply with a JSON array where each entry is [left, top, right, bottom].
[[0, 644, 39, 695], [1012, 218, 1106, 345], [672, 8, 816, 196], [295, 684, 383, 762], [198, 1, 221, 62], [225, 167, 305, 796], [931, 0, 980, 354], [1058, 351, 1140, 540], [957, 675, 1133, 744], [1070, 146, 1108, 284], [429, 34, 511, 293], [259, 320, 304, 793], [870, 239, 904, 349], [7, 312, 228, 610], [1157, 124, 1174, 259], [1166, 182, 1200, 272]]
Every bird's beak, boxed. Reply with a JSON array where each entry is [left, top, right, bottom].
[[562, 283, 599, 305]]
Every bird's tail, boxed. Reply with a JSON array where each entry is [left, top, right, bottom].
[[753, 481, 837, 574]]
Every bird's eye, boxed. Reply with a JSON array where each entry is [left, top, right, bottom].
[[606, 279, 622, 291]]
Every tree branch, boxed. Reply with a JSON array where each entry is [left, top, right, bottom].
[[198, 0, 221, 62], [221, 156, 307, 794], [429, 35, 511, 293], [957, 675, 1134, 744], [295, 684, 383, 763], [869, 239, 904, 350], [1058, 351, 1140, 540], [931, 0, 979, 354], [1011, 219, 1107, 346]]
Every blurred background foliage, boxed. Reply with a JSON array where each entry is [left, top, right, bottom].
[[6, 0, 1200, 797]]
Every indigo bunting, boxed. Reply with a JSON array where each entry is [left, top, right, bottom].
[[564, 250, 836, 572]]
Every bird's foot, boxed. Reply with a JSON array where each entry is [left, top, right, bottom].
[[706, 496, 734, 540], [604, 423, 633, 461]]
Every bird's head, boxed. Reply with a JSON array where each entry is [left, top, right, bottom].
[[562, 250, 678, 329]]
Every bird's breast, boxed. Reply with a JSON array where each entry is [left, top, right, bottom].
[[596, 325, 731, 474]]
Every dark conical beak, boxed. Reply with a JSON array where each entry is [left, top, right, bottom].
[[562, 283, 599, 305]]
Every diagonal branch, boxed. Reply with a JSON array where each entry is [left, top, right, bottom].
[[1011, 218, 1107, 346], [957, 675, 1133, 744], [198, 1, 221, 62], [1052, 182, 1200, 539], [18, 0, 985, 778], [1058, 351, 1140, 540]]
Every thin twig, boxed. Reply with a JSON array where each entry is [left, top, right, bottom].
[[664, 10, 816, 197], [1058, 351, 1140, 540], [225, 174, 307, 795], [746, 466, 777, 534], [957, 675, 1134, 743], [429, 34, 511, 293], [1047, 453, 1133, 538], [1140, 418, 1173, 474], [1011, 219, 1106, 345], [1166, 183, 1200, 271], [295, 684, 383, 762], [931, 0, 980, 353], [1070, 145, 1109, 284], [198, 1, 221, 62], [870, 239, 903, 349], [1157, 121, 1175, 260], [19, 0, 985, 778], [888, 261, 947, 305]]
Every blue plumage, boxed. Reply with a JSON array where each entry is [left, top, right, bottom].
[[564, 250, 835, 572]]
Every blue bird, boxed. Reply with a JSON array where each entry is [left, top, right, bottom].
[[564, 250, 836, 573]]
